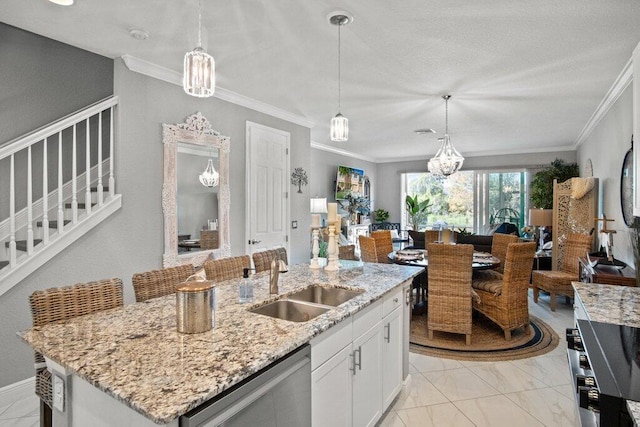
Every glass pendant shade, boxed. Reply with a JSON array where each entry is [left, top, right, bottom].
[[199, 158, 219, 187], [331, 113, 349, 142], [184, 47, 215, 98], [428, 135, 464, 176]]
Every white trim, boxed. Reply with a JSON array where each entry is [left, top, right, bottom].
[[121, 55, 315, 129], [574, 57, 633, 148], [0, 195, 122, 297], [0, 377, 35, 404], [310, 141, 378, 163]]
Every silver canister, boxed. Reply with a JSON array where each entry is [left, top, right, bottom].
[[176, 280, 215, 334]]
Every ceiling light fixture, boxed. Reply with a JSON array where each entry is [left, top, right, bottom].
[[329, 12, 352, 142], [199, 158, 219, 187], [183, 0, 215, 98], [48, 0, 73, 5], [427, 95, 464, 176], [128, 28, 149, 41]]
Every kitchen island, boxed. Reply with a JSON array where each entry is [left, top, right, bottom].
[[19, 261, 420, 426]]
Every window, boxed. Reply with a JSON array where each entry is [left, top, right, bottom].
[[401, 170, 527, 234]]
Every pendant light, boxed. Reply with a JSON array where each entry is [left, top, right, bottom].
[[329, 13, 352, 142], [183, 0, 215, 97], [428, 95, 464, 176], [199, 157, 219, 188]]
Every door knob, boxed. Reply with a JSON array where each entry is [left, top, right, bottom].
[[249, 239, 261, 244]]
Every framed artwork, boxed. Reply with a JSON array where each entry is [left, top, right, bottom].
[[336, 165, 365, 200]]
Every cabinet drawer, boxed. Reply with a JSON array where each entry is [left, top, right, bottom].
[[311, 318, 352, 371], [383, 288, 403, 318], [353, 300, 383, 339]]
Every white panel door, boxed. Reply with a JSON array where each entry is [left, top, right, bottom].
[[352, 322, 383, 427], [246, 122, 290, 255]]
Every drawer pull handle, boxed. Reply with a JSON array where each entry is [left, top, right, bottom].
[[384, 323, 391, 343]]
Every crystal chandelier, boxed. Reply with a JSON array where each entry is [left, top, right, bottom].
[[428, 95, 464, 176], [183, 0, 215, 97], [199, 158, 219, 187], [329, 13, 351, 142]]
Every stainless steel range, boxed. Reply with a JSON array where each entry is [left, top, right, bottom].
[[567, 320, 639, 426]]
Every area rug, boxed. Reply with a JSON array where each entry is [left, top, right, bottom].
[[410, 314, 559, 361]]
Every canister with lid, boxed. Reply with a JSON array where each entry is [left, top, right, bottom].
[[176, 280, 215, 333]]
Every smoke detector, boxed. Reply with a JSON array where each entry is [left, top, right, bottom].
[[129, 28, 150, 41]]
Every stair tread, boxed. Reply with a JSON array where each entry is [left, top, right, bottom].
[[36, 220, 71, 228], [64, 202, 97, 209], [5, 239, 43, 251]]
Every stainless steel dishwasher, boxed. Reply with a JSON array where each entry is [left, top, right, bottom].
[[180, 345, 311, 427]]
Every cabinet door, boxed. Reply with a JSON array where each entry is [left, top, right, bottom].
[[352, 322, 382, 427], [634, 43, 640, 216], [311, 345, 352, 427], [382, 307, 403, 410]]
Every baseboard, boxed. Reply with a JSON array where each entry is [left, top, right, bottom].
[[0, 377, 35, 404]]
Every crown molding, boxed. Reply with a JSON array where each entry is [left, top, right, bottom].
[[574, 56, 633, 148], [121, 55, 315, 129], [310, 141, 378, 163]]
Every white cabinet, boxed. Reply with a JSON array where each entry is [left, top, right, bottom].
[[633, 42, 640, 216], [382, 306, 403, 410], [311, 289, 405, 427]]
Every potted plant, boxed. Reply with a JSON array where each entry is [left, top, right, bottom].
[[530, 159, 579, 208], [373, 208, 389, 223], [405, 194, 432, 230], [339, 193, 371, 224]]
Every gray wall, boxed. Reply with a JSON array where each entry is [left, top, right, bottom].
[[576, 86, 634, 266]]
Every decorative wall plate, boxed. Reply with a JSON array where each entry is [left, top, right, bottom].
[[620, 140, 634, 226]]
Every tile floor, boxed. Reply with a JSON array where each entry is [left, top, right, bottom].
[[0, 292, 577, 427]]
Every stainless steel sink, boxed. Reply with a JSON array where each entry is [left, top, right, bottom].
[[249, 300, 330, 322], [287, 285, 364, 307]]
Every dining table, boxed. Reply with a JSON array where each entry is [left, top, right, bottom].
[[388, 248, 501, 314]]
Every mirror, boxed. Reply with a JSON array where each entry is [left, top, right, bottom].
[[162, 112, 230, 267]]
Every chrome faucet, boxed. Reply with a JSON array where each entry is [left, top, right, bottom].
[[270, 259, 288, 294]]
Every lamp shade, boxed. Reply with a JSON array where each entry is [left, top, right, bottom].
[[310, 198, 328, 214], [183, 47, 215, 98], [330, 113, 349, 142], [529, 209, 552, 226]]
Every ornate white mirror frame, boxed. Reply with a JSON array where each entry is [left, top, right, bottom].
[[162, 112, 230, 267]]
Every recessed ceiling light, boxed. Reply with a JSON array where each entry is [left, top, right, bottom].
[[128, 28, 150, 40], [414, 128, 436, 135], [48, 0, 74, 5]]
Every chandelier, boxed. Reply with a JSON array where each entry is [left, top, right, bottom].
[[428, 95, 464, 176], [199, 158, 219, 187], [329, 13, 352, 142], [183, 0, 215, 97]]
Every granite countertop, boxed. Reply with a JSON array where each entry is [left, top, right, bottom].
[[18, 261, 420, 424], [573, 282, 640, 328]]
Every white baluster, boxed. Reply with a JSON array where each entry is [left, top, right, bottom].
[[27, 145, 34, 255], [57, 132, 64, 234], [42, 137, 49, 244], [108, 107, 115, 198], [85, 117, 91, 215], [97, 110, 104, 206], [71, 124, 78, 223], [9, 154, 16, 267]]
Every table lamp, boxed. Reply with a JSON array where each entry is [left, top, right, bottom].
[[529, 208, 552, 253]]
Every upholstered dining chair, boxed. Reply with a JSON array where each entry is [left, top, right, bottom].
[[131, 264, 195, 302], [427, 243, 474, 345], [532, 232, 592, 311], [491, 232, 519, 274], [371, 230, 393, 264], [252, 247, 288, 273], [204, 255, 252, 282], [338, 244, 359, 261], [472, 242, 537, 340], [29, 278, 124, 427], [359, 235, 378, 263]]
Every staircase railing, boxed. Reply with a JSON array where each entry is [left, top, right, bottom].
[[0, 96, 118, 269]]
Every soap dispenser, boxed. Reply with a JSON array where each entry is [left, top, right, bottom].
[[239, 268, 255, 303]]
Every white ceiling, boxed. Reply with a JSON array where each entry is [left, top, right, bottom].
[[3, 0, 640, 162]]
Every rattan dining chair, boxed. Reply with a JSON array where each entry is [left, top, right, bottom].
[[427, 243, 474, 345], [204, 255, 252, 282], [371, 230, 393, 264], [252, 247, 288, 273], [472, 242, 536, 340], [131, 264, 195, 302], [491, 232, 519, 274], [359, 235, 378, 263], [200, 230, 219, 250], [532, 233, 592, 311], [29, 278, 124, 427]]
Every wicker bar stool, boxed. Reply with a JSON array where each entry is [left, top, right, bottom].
[[491, 232, 519, 274], [204, 255, 252, 282], [29, 279, 124, 426], [358, 235, 378, 263], [427, 243, 474, 345], [131, 264, 195, 302], [532, 233, 592, 311], [371, 230, 393, 264], [252, 248, 288, 273], [338, 244, 359, 261], [472, 242, 537, 340]]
